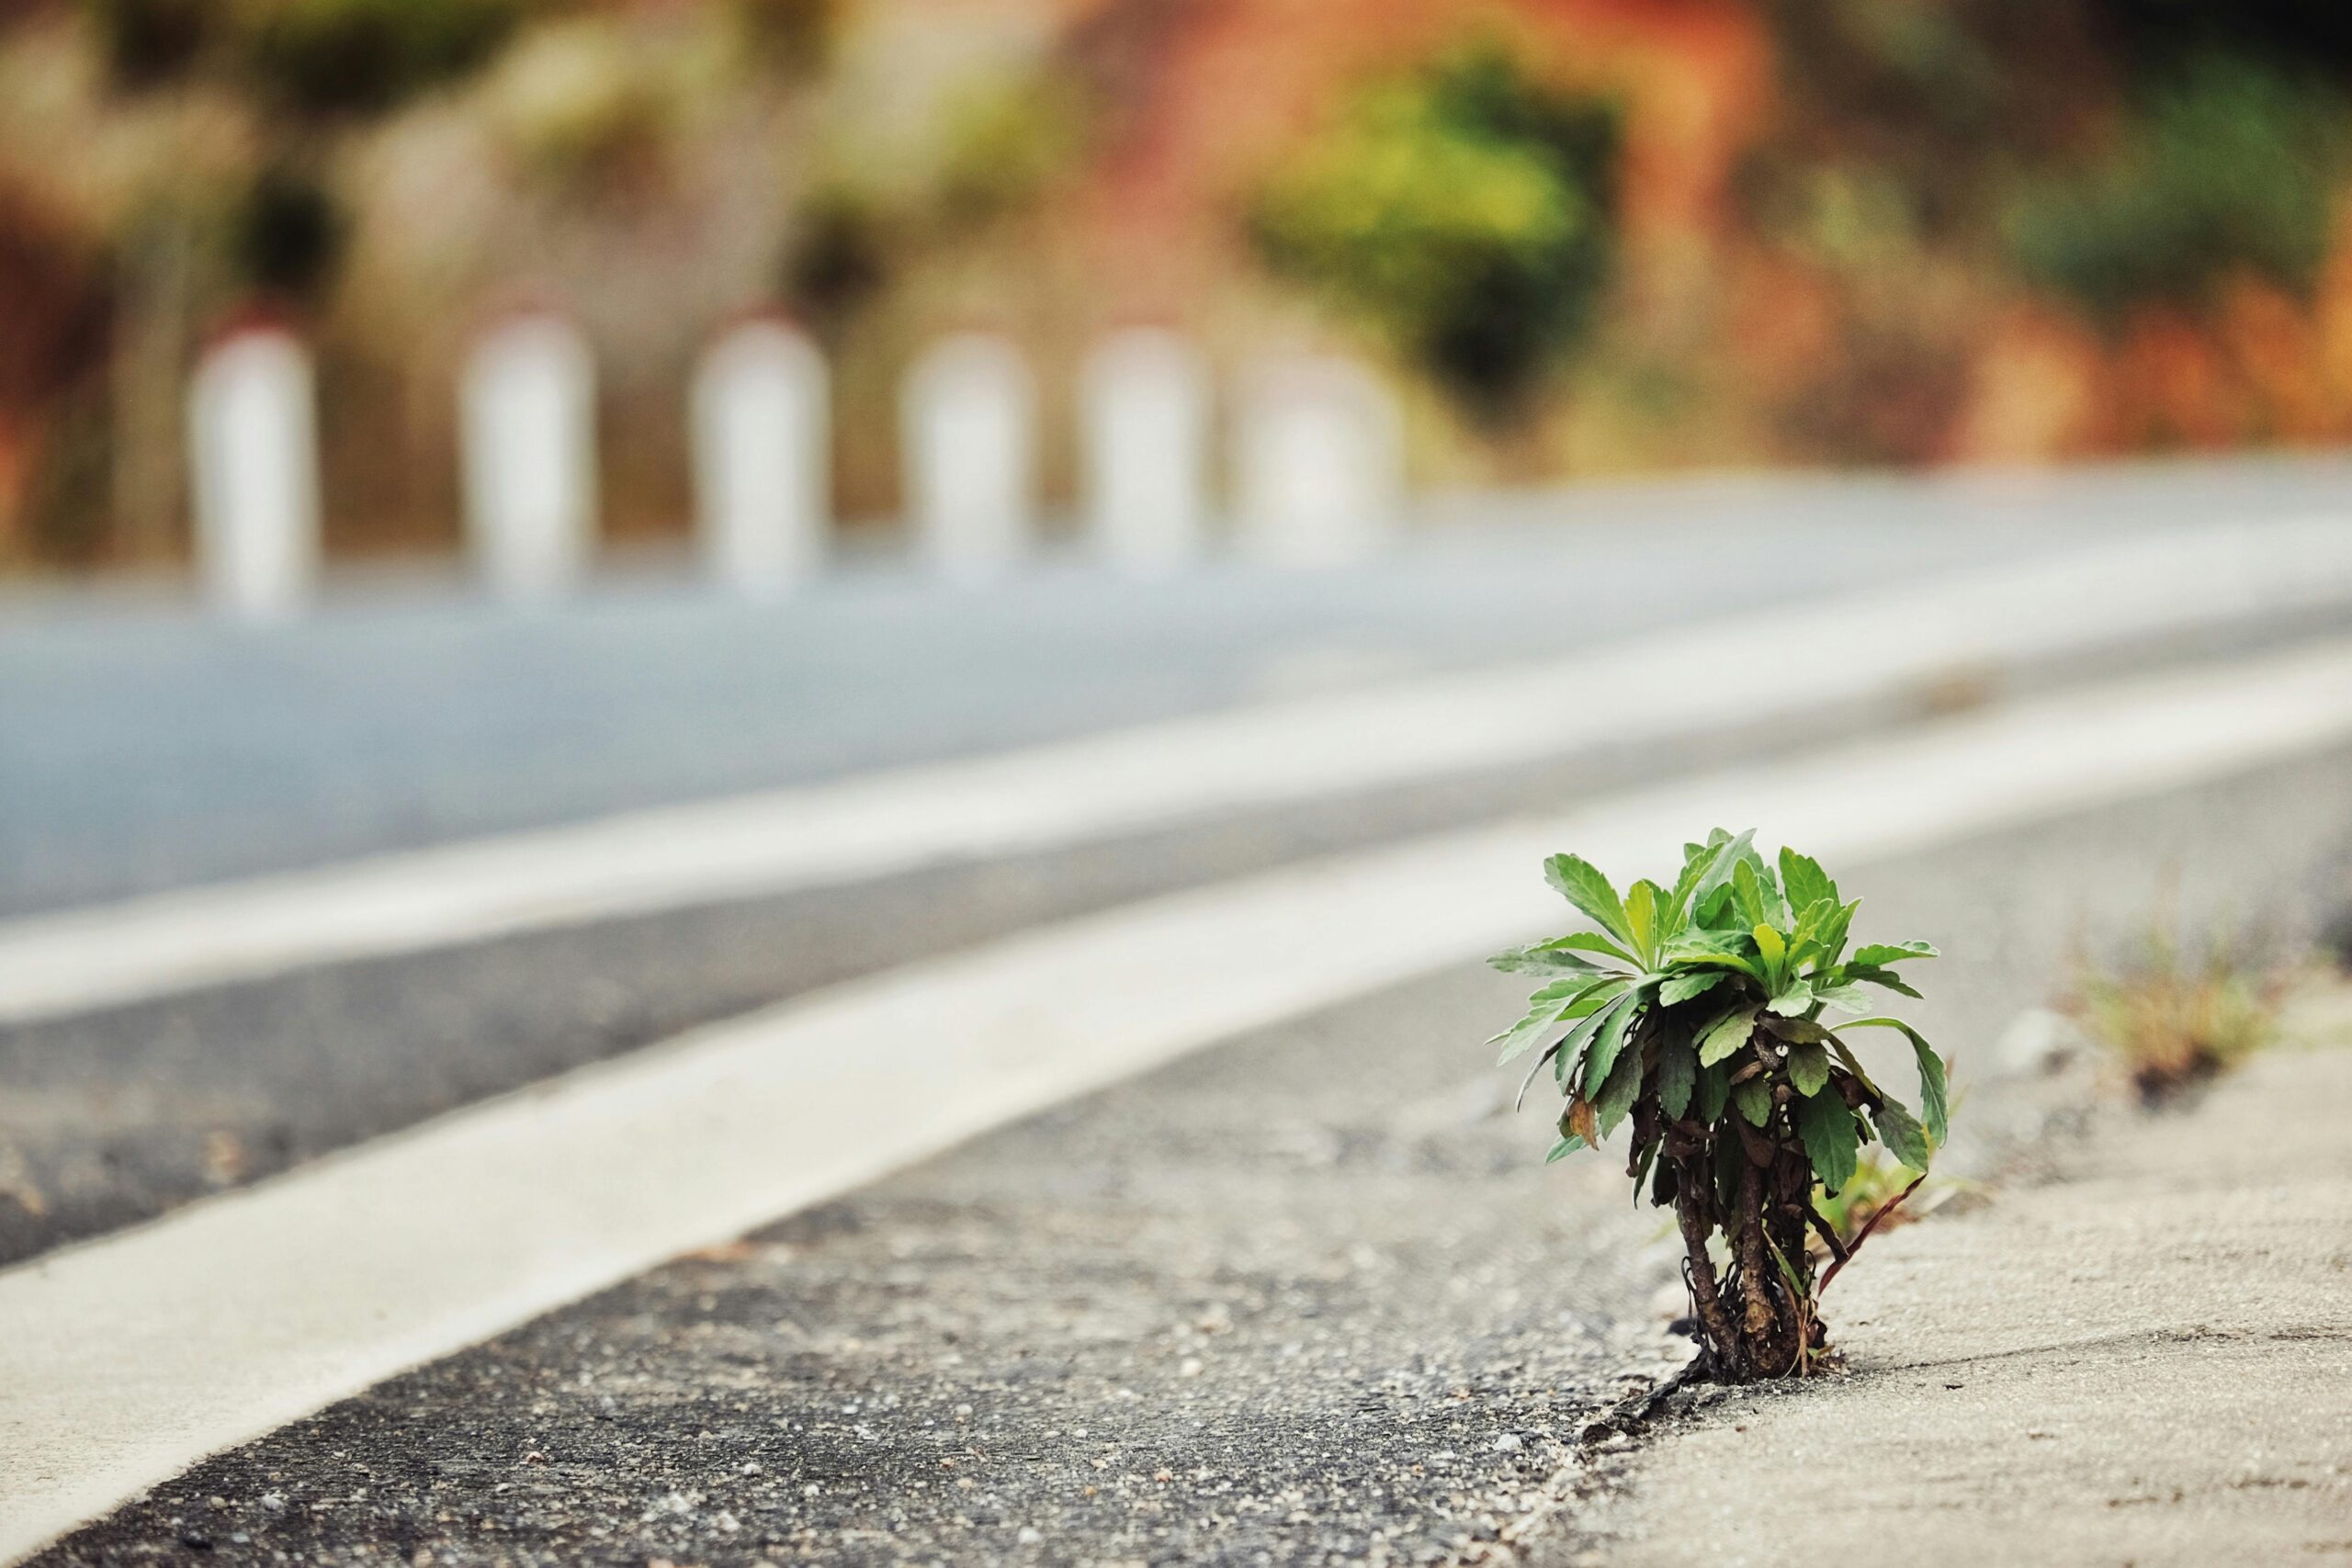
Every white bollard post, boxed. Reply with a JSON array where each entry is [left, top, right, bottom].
[[1080, 327, 1212, 575], [692, 316, 830, 597], [460, 310, 596, 601], [187, 322, 321, 621], [902, 333, 1035, 581], [1231, 355, 1404, 568]]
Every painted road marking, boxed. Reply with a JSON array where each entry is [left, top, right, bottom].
[[5, 517, 2352, 1027], [6, 637, 2352, 1561]]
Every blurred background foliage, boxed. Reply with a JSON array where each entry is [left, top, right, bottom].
[[11, 0, 2352, 570], [1248, 41, 1619, 424]]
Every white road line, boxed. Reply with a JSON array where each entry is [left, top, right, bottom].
[[6, 637, 2352, 1561], [6, 518, 2352, 1027]]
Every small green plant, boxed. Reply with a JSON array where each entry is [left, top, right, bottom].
[[2070, 920, 2285, 1101], [1487, 829, 1950, 1382]]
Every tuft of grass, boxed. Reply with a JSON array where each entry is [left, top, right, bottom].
[[2067, 919, 2287, 1103]]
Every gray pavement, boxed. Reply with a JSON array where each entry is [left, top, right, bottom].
[[6, 457, 2348, 917], [1565, 1003, 2352, 1568], [32, 741, 2352, 1566]]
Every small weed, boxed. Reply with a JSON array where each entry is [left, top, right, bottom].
[[2067, 919, 2287, 1103], [1485, 829, 1950, 1382]]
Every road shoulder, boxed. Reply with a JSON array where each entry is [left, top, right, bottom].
[[1558, 998, 2352, 1568]]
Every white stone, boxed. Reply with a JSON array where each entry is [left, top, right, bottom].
[[1231, 355, 1403, 567], [692, 318, 829, 597], [902, 333, 1035, 581], [460, 310, 596, 601], [1080, 327, 1211, 573], [186, 325, 321, 621]]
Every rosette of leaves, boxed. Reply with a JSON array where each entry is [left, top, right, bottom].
[[1486, 829, 1949, 1381]]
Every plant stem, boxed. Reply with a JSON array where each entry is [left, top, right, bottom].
[[1734, 1158, 1784, 1371], [1672, 1164, 1740, 1378]]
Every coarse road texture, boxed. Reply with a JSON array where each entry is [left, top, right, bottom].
[[7, 457, 2349, 917], [33, 745, 2352, 1566], [1566, 1002, 2352, 1568]]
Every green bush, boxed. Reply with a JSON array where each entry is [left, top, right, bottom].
[[1486, 830, 1948, 1382], [85, 0, 532, 115], [2007, 54, 2346, 321], [239, 0, 534, 116], [1249, 41, 1619, 421]]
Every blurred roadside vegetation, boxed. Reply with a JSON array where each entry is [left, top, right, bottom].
[[1248, 41, 1619, 427], [2068, 918, 2291, 1101], [10, 0, 2352, 570]]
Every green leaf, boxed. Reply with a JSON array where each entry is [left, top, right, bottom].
[[1531, 930, 1642, 969], [1797, 1092, 1860, 1193], [1658, 969, 1726, 1006], [1694, 1059, 1731, 1122], [1697, 1003, 1760, 1066], [1594, 1032, 1645, 1136], [1765, 978, 1814, 1017], [1841, 964, 1922, 999], [1778, 846, 1835, 916], [1623, 879, 1660, 964], [1811, 982, 1873, 1013], [1544, 1134, 1586, 1164], [1577, 989, 1644, 1091], [1663, 845, 1713, 929], [1513, 987, 1629, 1108], [1487, 976, 1605, 1064], [1692, 829, 1756, 906], [1786, 897, 1838, 965], [1872, 1097, 1934, 1169], [1851, 941, 1939, 967], [1786, 1040, 1832, 1098], [1839, 1017, 1951, 1145], [1487, 942, 1609, 977], [1488, 997, 1569, 1066], [1732, 1076, 1773, 1126], [1760, 1013, 1832, 1043], [1556, 984, 1636, 1074], [1544, 854, 1633, 946], [1675, 949, 1765, 984], [1752, 923, 1787, 987], [1657, 1032, 1698, 1119], [1813, 897, 1861, 968], [1734, 859, 1770, 931]]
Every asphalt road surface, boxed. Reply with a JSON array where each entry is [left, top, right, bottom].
[[29, 745, 2352, 1567], [6, 457, 2352, 1564], [7, 456, 2352, 917]]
